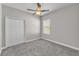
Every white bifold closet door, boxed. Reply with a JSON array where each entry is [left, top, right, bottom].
[[5, 17, 25, 47]]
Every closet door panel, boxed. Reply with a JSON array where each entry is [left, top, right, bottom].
[[5, 17, 25, 47]]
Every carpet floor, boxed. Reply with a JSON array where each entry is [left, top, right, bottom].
[[1, 39, 79, 56]]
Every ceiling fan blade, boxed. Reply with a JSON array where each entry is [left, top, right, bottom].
[[41, 10, 49, 12], [27, 9, 36, 11]]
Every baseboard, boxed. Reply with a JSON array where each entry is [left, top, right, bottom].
[[0, 37, 40, 55], [25, 37, 40, 43], [0, 49, 2, 56], [41, 37, 79, 51], [1, 37, 79, 55], [0, 46, 8, 55]]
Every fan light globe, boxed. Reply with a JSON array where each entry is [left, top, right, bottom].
[[36, 11, 41, 15]]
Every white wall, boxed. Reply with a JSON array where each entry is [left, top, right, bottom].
[[2, 5, 40, 47], [0, 4, 2, 49], [41, 4, 79, 49]]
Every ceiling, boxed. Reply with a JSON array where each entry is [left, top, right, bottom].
[[3, 3, 74, 16]]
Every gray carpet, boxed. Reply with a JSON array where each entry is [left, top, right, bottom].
[[1, 39, 79, 56]]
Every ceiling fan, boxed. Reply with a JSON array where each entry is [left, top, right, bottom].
[[27, 3, 49, 15]]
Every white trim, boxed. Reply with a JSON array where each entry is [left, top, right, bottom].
[[0, 49, 2, 55], [2, 37, 40, 49], [0, 47, 8, 55], [41, 37, 79, 51], [25, 37, 40, 43], [0, 37, 40, 55]]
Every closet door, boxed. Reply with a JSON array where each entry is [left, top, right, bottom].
[[5, 17, 25, 47]]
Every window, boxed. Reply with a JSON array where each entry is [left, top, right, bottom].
[[43, 19, 50, 34]]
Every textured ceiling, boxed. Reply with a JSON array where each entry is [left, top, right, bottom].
[[3, 3, 74, 16]]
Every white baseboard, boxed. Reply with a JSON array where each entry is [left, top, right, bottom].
[[0, 49, 2, 55], [0, 37, 40, 55], [1, 37, 79, 55], [41, 37, 79, 51], [25, 37, 40, 43], [0, 46, 8, 55]]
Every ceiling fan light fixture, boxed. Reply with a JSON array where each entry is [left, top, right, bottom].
[[27, 3, 49, 16], [35, 11, 41, 15]]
